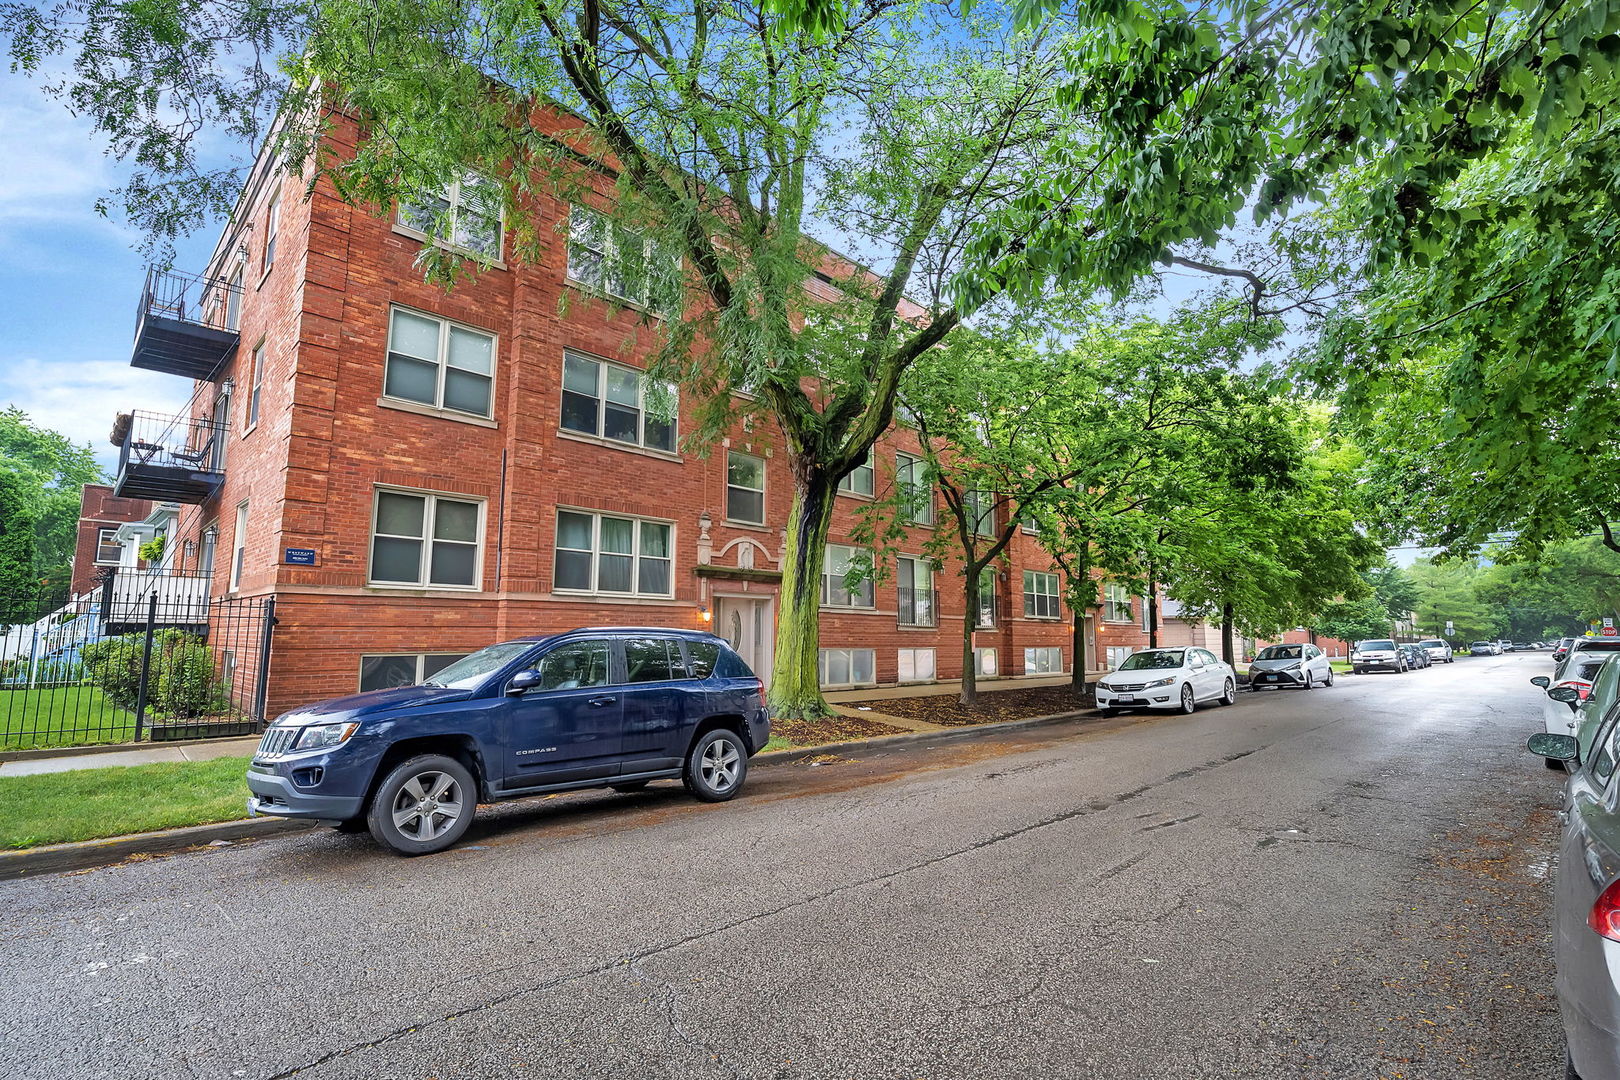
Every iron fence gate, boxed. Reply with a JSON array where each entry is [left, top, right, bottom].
[[0, 580, 275, 751]]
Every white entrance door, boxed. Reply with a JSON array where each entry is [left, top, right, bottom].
[[714, 596, 774, 686]]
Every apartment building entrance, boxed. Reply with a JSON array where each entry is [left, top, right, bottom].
[[714, 595, 773, 687]]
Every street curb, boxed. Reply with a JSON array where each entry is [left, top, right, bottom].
[[0, 733, 261, 764], [0, 817, 314, 882], [0, 708, 1100, 881], [751, 707, 1092, 766]]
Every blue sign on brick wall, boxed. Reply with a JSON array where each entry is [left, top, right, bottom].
[[284, 547, 317, 566]]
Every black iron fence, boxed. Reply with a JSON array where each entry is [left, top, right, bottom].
[[0, 583, 275, 751]]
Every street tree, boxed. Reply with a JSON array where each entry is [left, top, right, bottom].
[[0, 409, 106, 610], [3, 1, 1326, 719]]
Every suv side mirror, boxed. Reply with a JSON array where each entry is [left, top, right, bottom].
[[1531, 676, 1551, 689], [1527, 732, 1579, 763], [1548, 685, 1581, 709], [507, 669, 543, 695]]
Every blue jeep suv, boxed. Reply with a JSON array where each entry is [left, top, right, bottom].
[[246, 628, 770, 854]]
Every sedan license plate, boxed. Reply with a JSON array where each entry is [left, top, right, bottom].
[[1115, 697, 1141, 705]]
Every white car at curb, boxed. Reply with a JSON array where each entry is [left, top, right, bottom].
[[1095, 647, 1237, 716]]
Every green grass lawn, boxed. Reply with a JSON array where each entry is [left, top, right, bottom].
[[0, 685, 138, 750], [0, 756, 255, 850]]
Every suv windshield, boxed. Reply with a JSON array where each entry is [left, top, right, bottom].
[[1358, 640, 1396, 651], [422, 641, 537, 690], [1256, 645, 1302, 660], [1119, 649, 1185, 671]]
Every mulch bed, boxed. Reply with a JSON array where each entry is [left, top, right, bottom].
[[844, 683, 1094, 728], [769, 714, 906, 747]]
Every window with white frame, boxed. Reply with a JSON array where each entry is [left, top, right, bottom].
[[384, 307, 495, 419], [225, 265, 243, 330], [553, 510, 673, 597], [838, 451, 873, 497], [263, 191, 280, 272], [398, 174, 503, 260], [898, 647, 935, 683], [975, 567, 996, 629], [818, 648, 875, 688], [1106, 645, 1131, 670], [559, 351, 676, 452], [1024, 570, 1060, 619], [726, 451, 765, 525], [974, 647, 998, 677], [1103, 582, 1133, 622], [230, 502, 249, 590], [1024, 647, 1062, 674], [95, 528, 122, 565], [822, 544, 874, 608], [370, 490, 483, 588], [964, 489, 996, 537], [897, 554, 935, 627], [566, 205, 675, 308], [246, 342, 265, 429], [896, 451, 933, 525], [359, 653, 469, 693]]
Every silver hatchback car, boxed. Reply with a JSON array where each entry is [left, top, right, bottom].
[[1531, 704, 1620, 1079]]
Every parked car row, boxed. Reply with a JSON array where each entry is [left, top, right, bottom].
[[1524, 636, 1620, 1079], [1350, 638, 1455, 673]]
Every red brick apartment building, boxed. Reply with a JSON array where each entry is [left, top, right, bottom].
[[105, 108, 1153, 717]]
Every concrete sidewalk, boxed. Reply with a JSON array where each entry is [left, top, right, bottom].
[[0, 735, 261, 778]]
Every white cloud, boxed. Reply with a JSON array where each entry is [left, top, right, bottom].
[[0, 355, 191, 475]]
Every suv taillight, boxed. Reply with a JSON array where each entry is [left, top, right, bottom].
[[753, 678, 768, 713], [1590, 877, 1620, 941]]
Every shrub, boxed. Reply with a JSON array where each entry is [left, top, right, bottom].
[[82, 630, 227, 717]]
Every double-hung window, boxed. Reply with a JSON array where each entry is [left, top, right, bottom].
[[822, 544, 874, 608], [566, 205, 675, 308], [964, 489, 996, 537], [553, 510, 673, 597], [1103, 582, 1133, 622], [560, 351, 676, 452], [224, 265, 243, 330], [230, 502, 249, 591], [1024, 570, 1060, 619], [1025, 647, 1063, 674], [897, 452, 933, 525], [838, 451, 874, 497], [95, 528, 122, 565], [263, 192, 280, 273], [370, 490, 483, 588], [398, 174, 503, 259], [975, 568, 996, 629], [897, 554, 935, 627], [246, 343, 265, 429], [385, 307, 495, 419], [726, 452, 765, 525], [819, 648, 875, 688]]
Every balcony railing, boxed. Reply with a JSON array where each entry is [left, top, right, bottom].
[[112, 410, 227, 504], [898, 585, 937, 628], [130, 266, 242, 380], [99, 568, 212, 633]]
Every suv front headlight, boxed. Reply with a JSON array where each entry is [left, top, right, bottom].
[[293, 721, 360, 750]]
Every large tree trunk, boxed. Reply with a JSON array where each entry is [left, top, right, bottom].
[[768, 475, 837, 721], [1220, 602, 1236, 666], [1147, 578, 1159, 648], [960, 565, 981, 707], [1071, 609, 1085, 690]]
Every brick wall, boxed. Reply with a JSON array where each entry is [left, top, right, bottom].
[[150, 111, 1141, 714]]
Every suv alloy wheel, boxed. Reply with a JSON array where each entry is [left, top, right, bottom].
[[366, 754, 478, 856], [684, 728, 748, 802]]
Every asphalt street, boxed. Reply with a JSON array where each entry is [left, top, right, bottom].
[[0, 653, 1567, 1079]]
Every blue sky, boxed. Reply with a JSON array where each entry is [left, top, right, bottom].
[[0, 87, 218, 476]]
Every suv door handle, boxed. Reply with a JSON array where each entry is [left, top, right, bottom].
[[587, 696, 617, 708]]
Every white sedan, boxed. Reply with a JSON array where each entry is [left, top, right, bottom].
[[1095, 647, 1237, 716]]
